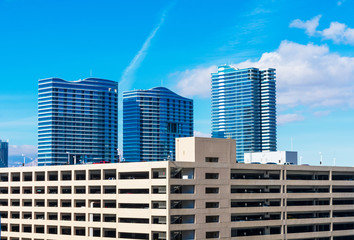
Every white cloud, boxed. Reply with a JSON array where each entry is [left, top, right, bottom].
[[277, 114, 305, 125], [9, 145, 37, 156], [194, 131, 211, 138], [174, 41, 354, 109], [175, 66, 217, 98], [313, 110, 331, 117], [290, 16, 354, 45], [290, 15, 321, 36], [235, 41, 354, 108], [322, 22, 354, 44]]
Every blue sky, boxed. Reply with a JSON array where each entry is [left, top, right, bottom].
[[1, 0, 354, 166]]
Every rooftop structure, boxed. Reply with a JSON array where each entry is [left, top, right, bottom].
[[244, 151, 298, 165]]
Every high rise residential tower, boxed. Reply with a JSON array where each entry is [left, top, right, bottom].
[[0, 140, 8, 168], [38, 78, 118, 166], [211, 65, 276, 162], [123, 87, 193, 162]]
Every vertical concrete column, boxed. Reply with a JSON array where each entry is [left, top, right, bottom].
[[166, 162, 171, 240], [282, 167, 287, 238]]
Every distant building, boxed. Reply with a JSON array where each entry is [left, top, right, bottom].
[[0, 140, 8, 168], [38, 78, 118, 166], [244, 151, 298, 165], [211, 65, 277, 162], [123, 87, 193, 162]]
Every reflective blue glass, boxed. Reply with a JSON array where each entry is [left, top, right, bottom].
[[211, 66, 276, 162], [123, 87, 193, 162], [0, 140, 8, 168], [38, 78, 118, 166]]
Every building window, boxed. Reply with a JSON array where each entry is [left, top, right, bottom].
[[167, 122, 179, 133], [206, 188, 219, 194], [206, 157, 218, 163], [206, 216, 219, 223], [152, 201, 166, 209], [206, 231, 219, 239], [152, 169, 166, 179], [171, 200, 195, 209], [152, 216, 166, 224], [206, 202, 219, 208], [205, 173, 219, 179], [152, 186, 166, 194]]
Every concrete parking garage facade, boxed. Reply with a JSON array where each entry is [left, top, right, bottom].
[[0, 137, 354, 239]]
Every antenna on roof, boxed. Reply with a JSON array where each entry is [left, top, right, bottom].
[[90, 69, 93, 77]]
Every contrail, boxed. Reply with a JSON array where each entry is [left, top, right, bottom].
[[119, 4, 173, 91], [117, 3, 174, 152]]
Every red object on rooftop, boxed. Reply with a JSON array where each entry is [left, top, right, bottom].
[[93, 161, 111, 164]]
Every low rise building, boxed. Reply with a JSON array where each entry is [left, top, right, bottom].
[[244, 151, 298, 165], [0, 137, 353, 240]]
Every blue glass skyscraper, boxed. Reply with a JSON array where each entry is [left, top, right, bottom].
[[123, 87, 193, 162], [0, 140, 8, 168], [38, 78, 118, 166], [211, 66, 276, 162]]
